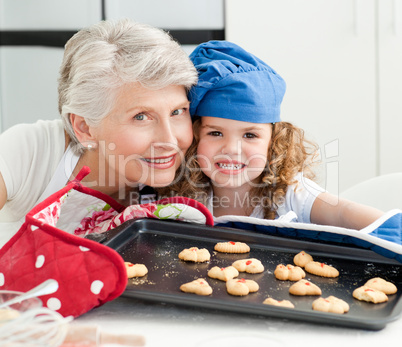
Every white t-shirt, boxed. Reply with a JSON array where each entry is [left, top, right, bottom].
[[0, 119, 69, 222], [206, 173, 325, 223]]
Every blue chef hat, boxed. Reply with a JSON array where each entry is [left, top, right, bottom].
[[189, 40, 286, 123]]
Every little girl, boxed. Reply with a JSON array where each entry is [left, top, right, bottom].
[[162, 40, 383, 230]]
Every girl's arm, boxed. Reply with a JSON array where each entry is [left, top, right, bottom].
[[310, 192, 384, 230]]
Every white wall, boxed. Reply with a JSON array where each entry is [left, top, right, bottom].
[[226, 0, 402, 192]]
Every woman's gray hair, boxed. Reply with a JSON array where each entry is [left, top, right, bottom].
[[58, 18, 198, 154]]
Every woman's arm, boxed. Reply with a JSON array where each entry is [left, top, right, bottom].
[[310, 192, 384, 230], [0, 172, 7, 211]]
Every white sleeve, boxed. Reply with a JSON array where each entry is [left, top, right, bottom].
[[0, 119, 65, 221], [276, 172, 325, 223]]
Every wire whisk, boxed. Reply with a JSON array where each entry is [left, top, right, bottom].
[[0, 307, 72, 347]]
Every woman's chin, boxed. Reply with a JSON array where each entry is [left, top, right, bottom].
[[142, 174, 177, 188]]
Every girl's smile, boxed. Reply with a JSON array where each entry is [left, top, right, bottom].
[[215, 159, 246, 174], [197, 116, 272, 189]]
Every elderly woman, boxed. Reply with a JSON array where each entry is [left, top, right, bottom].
[[0, 19, 197, 227]]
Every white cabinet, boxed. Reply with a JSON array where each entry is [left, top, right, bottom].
[[0, 0, 224, 131], [0, 0, 102, 132], [105, 0, 224, 54], [0, 47, 65, 131], [226, 0, 402, 192], [0, 0, 101, 29], [105, 0, 224, 30]]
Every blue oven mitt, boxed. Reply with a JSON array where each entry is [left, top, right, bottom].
[[214, 209, 402, 263]]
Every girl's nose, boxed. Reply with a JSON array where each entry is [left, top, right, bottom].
[[221, 137, 241, 155]]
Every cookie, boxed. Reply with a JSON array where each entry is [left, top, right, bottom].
[[178, 247, 211, 263], [289, 279, 322, 296], [274, 264, 306, 281], [226, 278, 259, 296], [353, 286, 389, 304], [232, 258, 264, 274], [214, 241, 250, 253], [293, 251, 313, 267], [312, 296, 349, 314], [208, 266, 239, 281], [180, 278, 213, 296], [125, 262, 148, 278], [0, 308, 20, 321], [263, 297, 295, 308], [304, 261, 339, 278], [364, 277, 397, 295]]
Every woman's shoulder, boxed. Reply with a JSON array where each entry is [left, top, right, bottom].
[[0, 118, 66, 183], [0, 119, 64, 151], [0, 119, 67, 217], [1, 119, 63, 135]]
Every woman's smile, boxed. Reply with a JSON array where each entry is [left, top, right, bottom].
[[141, 154, 176, 168]]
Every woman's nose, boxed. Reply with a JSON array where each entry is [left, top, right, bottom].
[[154, 120, 178, 148]]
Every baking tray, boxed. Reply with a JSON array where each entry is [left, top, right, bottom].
[[93, 219, 402, 330]]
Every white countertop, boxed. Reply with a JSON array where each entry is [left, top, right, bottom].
[[1, 221, 400, 347], [75, 295, 401, 347]]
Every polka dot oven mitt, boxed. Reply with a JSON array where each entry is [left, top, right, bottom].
[[74, 196, 214, 235], [0, 168, 128, 318]]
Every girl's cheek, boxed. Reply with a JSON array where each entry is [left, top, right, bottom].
[[197, 155, 210, 170], [196, 149, 214, 172], [196, 140, 207, 157], [247, 151, 268, 168]]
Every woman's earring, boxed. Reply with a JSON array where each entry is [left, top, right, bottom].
[[85, 141, 97, 150]]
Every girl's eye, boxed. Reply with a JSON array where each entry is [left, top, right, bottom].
[[208, 131, 222, 137], [244, 133, 257, 138], [133, 113, 148, 121], [172, 108, 186, 116]]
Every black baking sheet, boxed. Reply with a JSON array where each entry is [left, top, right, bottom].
[[100, 219, 402, 330]]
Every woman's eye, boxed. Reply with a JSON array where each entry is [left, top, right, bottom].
[[134, 113, 147, 121], [172, 108, 185, 116]]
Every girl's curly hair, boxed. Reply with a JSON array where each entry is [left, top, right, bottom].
[[158, 118, 319, 219]]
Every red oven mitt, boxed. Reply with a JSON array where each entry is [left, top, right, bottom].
[[0, 167, 129, 317], [0, 166, 214, 318]]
